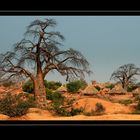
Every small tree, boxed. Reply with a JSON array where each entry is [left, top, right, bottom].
[[0, 18, 92, 108], [111, 64, 140, 90]]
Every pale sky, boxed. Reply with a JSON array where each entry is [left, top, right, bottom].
[[0, 16, 140, 84]]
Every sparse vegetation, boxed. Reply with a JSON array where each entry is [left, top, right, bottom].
[[46, 91, 65, 101], [22, 80, 34, 93], [127, 85, 137, 92], [95, 103, 105, 113], [131, 100, 140, 114], [95, 86, 101, 91], [84, 103, 105, 116], [23, 80, 62, 94], [2, 81, 15, 87], [66, 80, 87, 93], [136, 100, 140, 111], [105, 84, 115, 90], [44, 81, 62, 90], [118, 99, 133, 106], [0, 93, 35, 117]]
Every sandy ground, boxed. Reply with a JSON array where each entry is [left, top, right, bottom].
[[0, 86, 140, 120], [5, 113, 140, 120]]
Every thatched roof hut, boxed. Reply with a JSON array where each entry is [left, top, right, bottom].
[[81, 84, 99, 95], [108, 84, 127, 95]]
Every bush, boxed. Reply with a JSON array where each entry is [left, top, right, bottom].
[[0, 93, 35, 117], [105, 84, 115, 90], [70, 108, 84, 116], [22, 80, 34, 93], [22, 80, 62, 93], [51, 92, 65, 102], [131, 100, 140, 114], [95, 103, 105, 113], [136, 100, 140, 111], [46, 89, 65, 101], [2, 81, 15, 87], [44, 81, 62, 90], [95, 86, 101, 91], [118, 99, 133, 105], [66, 80, 87, 93], [127, 86, 137, 92], [51, 102, 83, 116], [84, 103, 105, 116], [46, 88, 53, 100], [83, 110, 96, 116]]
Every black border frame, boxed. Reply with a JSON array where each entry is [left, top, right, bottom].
[[1, 10, 140, 126]]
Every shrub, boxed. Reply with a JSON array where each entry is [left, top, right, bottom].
[[131, 100, 140, 114], [0, 93, 35, 117], [23, 80, 62, 93], [46, 88, 53, 100], [70, 108, 84, 116], [136, 100, 140, 111], [105, 84, 115, 90], [133, 94, 140, 101], [84, 103, 105, 116], [51, 102, 83, 116], [66, 80, 87, 93], [65, 98, 76, 105], [95, 103, 105, 113], [118, 99, 133, 105], [51, 92, 65, 102], [83, 110, 96, 116], [127, 86, 137, 92], [22, 80, 34, 93], [44, 81, 62, 90], [2, 81, 15, 87], [46, 90, 65, 101], [95, 86, 101, 91]]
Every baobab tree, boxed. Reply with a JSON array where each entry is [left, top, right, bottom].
[[110, 64, 140, 90], [0, 18, 92, 108]]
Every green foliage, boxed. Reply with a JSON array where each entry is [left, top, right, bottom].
[[105, 84, 115, 90], [46, 89, 65, 101], [51, 102, 83, 116], [66, 80, 87, 93], [46, 88, 53, 100], [83, 110, 96, 116], [22, 80, 62, 93], [0, 93, 35, 117], [44, 80, 62, 90], [95, 103, 105, 113], [95, 86, 101, 91], [70, 108, 84, 116], [118, 99, 133, 105], [65, 98, 76, 105], [84, 103, 105, 116], [22, 80, 34, 93], [47, 93, 82, 116], [127, 85, 137, 92]]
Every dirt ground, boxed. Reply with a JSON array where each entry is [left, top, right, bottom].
[[2, 96, 140, 120], [1, 86, 140, 120]]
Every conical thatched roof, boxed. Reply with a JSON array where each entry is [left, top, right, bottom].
[[108, 84, 127, 94], [56, 85, 67, 92], [81, 84, 99, 95]]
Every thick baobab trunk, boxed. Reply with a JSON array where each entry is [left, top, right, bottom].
[[34, 73, 47, 108], [122, 80, 128, 91]]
